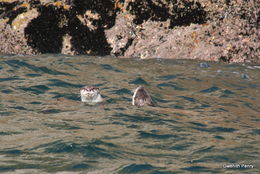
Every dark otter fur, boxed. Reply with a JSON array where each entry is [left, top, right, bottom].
[[132, 86, 155, 106]]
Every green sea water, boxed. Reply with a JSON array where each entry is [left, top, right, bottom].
[[0, 54, 259, 174]]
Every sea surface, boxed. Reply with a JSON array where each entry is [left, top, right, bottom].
[[0, 55, 259, 174]]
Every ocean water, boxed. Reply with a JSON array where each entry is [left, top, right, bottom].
[[0, 55, 259, 174]]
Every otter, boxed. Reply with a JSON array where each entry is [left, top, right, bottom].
[[80, 85, 154, 106], [132, 86, 155, 107], [80, 86, 103, 103]]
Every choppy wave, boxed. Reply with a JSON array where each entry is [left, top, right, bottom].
[[0, 55, 259, 173]]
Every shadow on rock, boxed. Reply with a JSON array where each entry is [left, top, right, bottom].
[[126, 0, 207, 27], [24, 0, 116, 55], [25, 5, 65, 53]]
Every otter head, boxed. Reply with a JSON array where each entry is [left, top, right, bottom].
[[132, 86, 155, 107], [80, 86, 103, 103]]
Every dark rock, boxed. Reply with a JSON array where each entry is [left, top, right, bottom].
[[0, 0, 259, 63]]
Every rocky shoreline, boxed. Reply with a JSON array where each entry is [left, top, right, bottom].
[[0, 0, 259, 63]]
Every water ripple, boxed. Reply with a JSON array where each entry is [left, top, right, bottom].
[[157, 82, 187, 90], [118, 164, 162, 174], [193, 146, 215, 154], [69, 163, 90, 170], [0, 131, 21, 136], [252, 129, 260, 135], [0, 56, 259, 173], [51, 92, 79, 101], [5, 59, 71, 75], [19, 85, 50, 94], [1, 89, 13, 94], [170, 142, 193, 151], [112, 113, 164, 124], [0, 111, 15, 116], [0, 149, 23, 155], [189, 122, 207, 127], [42, 140, 118, 159], [0, 77, 22, 82], [39, 109, 62, 114], [181, 166, 211, 172], [199, 86, 220, 93], [138, 130, 177, 139], [244, 102, 260, 113], [44, 123, 81, 130], [191, 127, 236, 133], [101, 64, 122, 72], [158, 74, 178, 80], [179, 96, 198, 103], [129, 77, 149, 85], [25, 73, 41, 77], [48, 79, 82, 88], [111, 88, 132, 95]]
